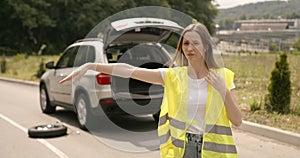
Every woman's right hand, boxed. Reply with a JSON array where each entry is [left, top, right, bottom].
[[59, 63, 91, 84]]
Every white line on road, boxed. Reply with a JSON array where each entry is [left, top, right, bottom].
[[0, 113, 69, 158]]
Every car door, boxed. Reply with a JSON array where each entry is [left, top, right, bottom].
[[50, 46, 77, 104]]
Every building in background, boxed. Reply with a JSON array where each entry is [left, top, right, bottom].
[[215, 19, 300, 53]]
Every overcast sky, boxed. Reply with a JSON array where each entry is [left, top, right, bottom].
[[215, 0, 288, 9]]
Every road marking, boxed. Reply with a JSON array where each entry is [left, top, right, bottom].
[[0, 113, 69, 158]]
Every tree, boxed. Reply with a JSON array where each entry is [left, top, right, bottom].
[[265, 53, 291, 114], [0, 0, 218, 54], [269, 43, 279, 52], [35, 58, 45, 78], [1, 54, 6, 73], [167, 0, 218, 34], [286, 12, 300, 19], [239, 14, 247, 20], [219, 18, 234, 30], [5, 0, 56, 53]]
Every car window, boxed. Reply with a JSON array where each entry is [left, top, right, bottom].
[[116, 44, 169, 66], [74, 45, 95, 67], [130, 45, 169, 63], [87, 46, 95, 63], [56, 45, 96, 69], [56, 47, 77, 69], [107, 46, 132, 63]]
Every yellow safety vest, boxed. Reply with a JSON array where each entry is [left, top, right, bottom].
[[158, 66, 238, 158]]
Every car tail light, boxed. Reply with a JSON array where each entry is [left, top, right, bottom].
[[100, 99, 115, 105], [96, 73, 110, 84]]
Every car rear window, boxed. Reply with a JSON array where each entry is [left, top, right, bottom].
[[107, 44, 169, 66]]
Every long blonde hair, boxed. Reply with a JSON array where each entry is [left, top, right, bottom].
[[170, 23, 220, 68]]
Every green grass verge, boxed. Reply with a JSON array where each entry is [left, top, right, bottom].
[[0, 54, 59, 82]]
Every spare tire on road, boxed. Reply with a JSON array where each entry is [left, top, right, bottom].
[[28, 124, 67, 138]]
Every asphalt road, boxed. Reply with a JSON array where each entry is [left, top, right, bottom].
[[1, 80, 300, 158]]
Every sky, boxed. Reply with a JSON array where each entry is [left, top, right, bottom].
[[215, 0, 288, 9]]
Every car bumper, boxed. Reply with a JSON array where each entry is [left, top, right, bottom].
[[97, 97, 162, 116]]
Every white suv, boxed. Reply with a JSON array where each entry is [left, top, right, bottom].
[[39, 18, 183, 129]]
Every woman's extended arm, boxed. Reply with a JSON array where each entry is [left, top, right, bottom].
[[59, 63, 164, 85]]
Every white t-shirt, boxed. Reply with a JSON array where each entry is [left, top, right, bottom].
[[159, 68, 235, 134]]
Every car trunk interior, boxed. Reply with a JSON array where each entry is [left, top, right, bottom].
[[104, 25, 180, 104], [107, 44, 167, 102]]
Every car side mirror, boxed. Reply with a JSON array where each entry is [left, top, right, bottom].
[[45, 61, 55, 69]]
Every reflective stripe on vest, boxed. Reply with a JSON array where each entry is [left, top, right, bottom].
[[203, 142, 237, 154], [159, 113, 186, 130], [159, 113, 186, 148], [159, 129, 170, 145], [159, 130, 185, 149], [205, 124, 233, 135], [171, 137, 185, 148], [203, 124, 237, 154], [170, 117, 185, 130], [159, 114, 168, 126]]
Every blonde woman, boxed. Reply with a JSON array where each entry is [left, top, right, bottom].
[[60, 23, 242, 158]]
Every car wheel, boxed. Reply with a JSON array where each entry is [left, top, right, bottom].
[[40, 84, 56, 113], [75, 93, 92, 130], [28, 124, 67, 138]]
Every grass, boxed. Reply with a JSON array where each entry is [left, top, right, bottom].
[[0, 54, 59, 82], [1, 52, 300, 133], [223, 53, 300, 133], [243, 110, 300, 133]]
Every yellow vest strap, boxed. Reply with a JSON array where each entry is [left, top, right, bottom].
[[203, 142, 237, 154]]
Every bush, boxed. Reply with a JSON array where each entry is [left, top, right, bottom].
[[269, 43, 279, 52], [1, 54, 6, 73], [292, 37, 300, 51], [250, 97, 264, 112], [250, 100, 262, 112], [35, 58, 45, 78], [266, 53, 291, 114]]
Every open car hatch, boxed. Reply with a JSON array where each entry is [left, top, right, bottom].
[[104, 18, 183, 48]]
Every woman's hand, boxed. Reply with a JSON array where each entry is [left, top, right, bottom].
[[205, 69, 227, 99], [205, 69, 243, 126], [59, 63, 92, 84]]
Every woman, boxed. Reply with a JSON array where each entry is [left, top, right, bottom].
[[60, 23, 242, 158]]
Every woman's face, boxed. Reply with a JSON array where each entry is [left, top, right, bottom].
[[182, 31, 205, 62]]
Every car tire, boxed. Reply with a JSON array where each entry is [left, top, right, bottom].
[[40, 84, 56, 114], [28, 124, 67, 138], [75, 93, 93, 130]]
